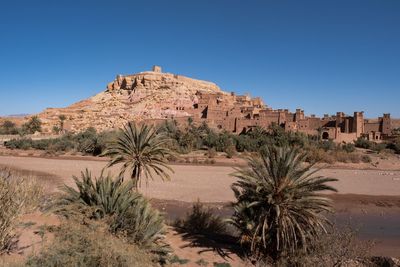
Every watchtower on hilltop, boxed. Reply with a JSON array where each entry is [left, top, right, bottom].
[[152, 65, 162, 73]]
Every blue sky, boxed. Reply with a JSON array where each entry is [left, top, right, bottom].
[[0, 0, 399, 118]]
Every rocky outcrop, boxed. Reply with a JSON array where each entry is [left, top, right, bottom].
[[36, 66, 225, 133]]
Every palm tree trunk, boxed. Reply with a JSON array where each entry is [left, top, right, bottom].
[[132, 166, 140, 190]]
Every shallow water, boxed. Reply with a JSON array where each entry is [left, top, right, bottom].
[[331, 211, 400, 256], [152, 199, 400, 257], [331, 212, 400, 240]]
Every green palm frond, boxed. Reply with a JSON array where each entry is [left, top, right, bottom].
[[53, 169, 139, 218], [102, 122, 174, 189], [229, 145, 337, 259], [51, 169, 170, 257], [111, 196, 170, 256]]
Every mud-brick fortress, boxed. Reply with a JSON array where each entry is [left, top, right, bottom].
[[107, 66, 399, 143], [30, 66, 399, 143], [187, 90, 398, 143]]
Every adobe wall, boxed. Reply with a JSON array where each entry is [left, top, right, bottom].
[[300, 129, 319, 136], [364, 122, 380, 133], [336, 132, 358, 143], [308, 117, 323, 129], [321, 128, 338, 141], [392, 119, 400, 129]]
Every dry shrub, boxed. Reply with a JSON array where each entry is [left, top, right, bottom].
[[0, 169, 43, 253], [307, 147, 366, 164], [361, 155, 372, 163], [275, 225, 374, 267], [225, 145, 236, 159], [207, 147, 217, 158], [167, 154, 178, 163], [348, 153, 361, 163], [306, 147, 334, 164], [332, 151, 361, 163], [25, 222, 154, 267]]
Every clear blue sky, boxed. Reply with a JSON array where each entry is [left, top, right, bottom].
[[0, 0, 399, 118]]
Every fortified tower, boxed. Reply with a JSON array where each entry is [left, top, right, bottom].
[[382, 113, 391, 135], [353, 111, 364, 137], [336, 112, 344, 131], [152, 65, 162, 73], [295, 109, 304, 122]]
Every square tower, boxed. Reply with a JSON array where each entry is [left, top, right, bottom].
[[353, 111, 364, 137], [152, 65, 162, 73]]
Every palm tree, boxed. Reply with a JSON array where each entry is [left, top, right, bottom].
[[102, 122, 173, 190], [22, 116, 42, 134], [58, 114, 67, 133], [229, 145, 337, 260]]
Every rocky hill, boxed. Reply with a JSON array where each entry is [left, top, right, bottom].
[[36, 66, 225, 132]]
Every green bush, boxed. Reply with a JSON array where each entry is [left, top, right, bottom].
[[354, 138, 373, 149], [49, 138, 75, 152], [342, 143, 355, 153], [72, 129, 117, 155], [52, 170, 170, 258], [74, 127, 100, 154], [153, 121, 334, 155], [4, 138, 33, 150], [25, 222, 154, 267], [31, 139, 52, 150], [318, 140, 336, 151], [371, 142, 387, 153], [387, 138, 400, 154], [4, 128, 117, 156]]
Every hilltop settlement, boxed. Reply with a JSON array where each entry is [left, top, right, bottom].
[[2, 66, 399, 143]]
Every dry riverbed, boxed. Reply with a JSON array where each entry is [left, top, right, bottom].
[[0, 155, 399, 258], [0, 155, 400, 201]]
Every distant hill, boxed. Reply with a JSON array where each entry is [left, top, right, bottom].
[[4, 114, 30, 118], [34, 66, 224, 133]]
